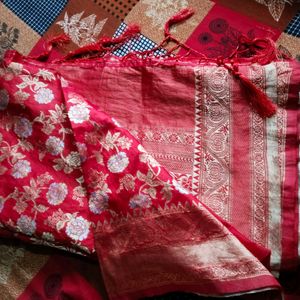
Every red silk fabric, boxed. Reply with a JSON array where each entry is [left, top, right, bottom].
[[0, 48, 299, 299]]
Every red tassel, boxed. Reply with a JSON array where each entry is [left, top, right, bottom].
[[237, 36, 280, 64], [164, 8, 194, 37], [47, 34, 70, 49], [100, 24, 140, 47], [29, 34, 70, 61], [58, 24, 140, 62], [59, 43, 102, 62], [237, 74, 277, 118]]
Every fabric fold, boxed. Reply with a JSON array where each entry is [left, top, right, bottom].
[[1, 48, 297, 299], [59, 81, 281, 299]]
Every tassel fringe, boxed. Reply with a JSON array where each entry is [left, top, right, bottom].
[[164, 8, 194, 37], [27, 8, 281, 118], [237, 74, 277, 118], [29, 34, 70, 61], [60, 24, 140, 62]]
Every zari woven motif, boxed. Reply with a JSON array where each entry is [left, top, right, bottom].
[[0, 9, 298, 300]]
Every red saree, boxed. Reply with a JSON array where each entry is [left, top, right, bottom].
[[0, 9, 298, 300]]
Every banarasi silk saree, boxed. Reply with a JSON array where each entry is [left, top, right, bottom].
[[0, 9, 299, 300]]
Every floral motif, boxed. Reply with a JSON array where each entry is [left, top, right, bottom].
[[16, 215, 36, 236], [207, 161, 225, 183], [142, 0, 188, 30], [11, 160, 31, 179], [67, 92, 86, 103], [197, 19, 236, 58], [255, 0, 292, 21], [0, 89, 9, 110], [16, 74, 46, 91], [34, 87, 54, 104], [7, 62, 23, 76], [72, 185, 87, 206], [117, 174, 135, 192], [136, 169, 171, 201], [208, 102, 225, 123], [194, 67, 231, 220], [175, 174, 192, 192], [14, 117, 33, 138], [129, 194, 152, 209], [132, 128, 194, 146], [107, 152, 129, 173], [14, 91, 29, 103], [56, 12, 107, 47], [85, 131, 100, 145], [76, 142, 87, 162], [68, 104, 90, 124], [198, 32, 213, 44], [52, 150, 82, 173], [65, 216, 90, 241], [0, 22, 19, 58], [100, 131, 132, 151], [45, 209, 68, 229], [46, 136, 64, 155], [208, 132, 226, 153], [7, 173, 52, 215], [42, 232, 55, 241], [0, 245, 24, 285], [207, 194, 225, 215], [89, 191, 109, 214], [168, 133, 178, 143], [36, 69, 55, 81], [88, 170, 111, 193], [65, 151, 81, 168], [172, 179, 189, 195], [209, 18, 229, 34], [34, 104, 68, 137], [14, 201, 27, 214], [46, 183, 68, 205], [0, 69, 12, 82]]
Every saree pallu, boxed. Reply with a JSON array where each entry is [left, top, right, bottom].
[[0, 42, 298, 299], [56, 55, 299, 272]]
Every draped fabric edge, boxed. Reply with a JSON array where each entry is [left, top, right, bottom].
[[0, 8, 295, 300]]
